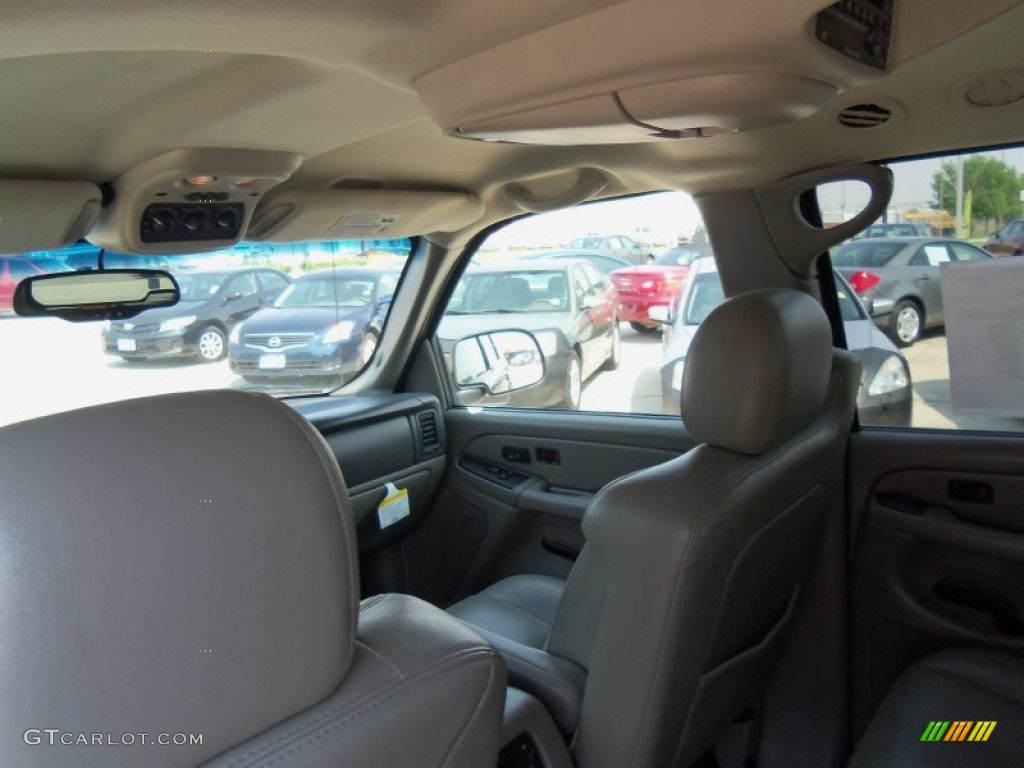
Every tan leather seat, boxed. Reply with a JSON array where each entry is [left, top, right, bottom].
[[849, 649, 1024, 767], [0, 390, 505, 768], [449, 288, 861, 767]]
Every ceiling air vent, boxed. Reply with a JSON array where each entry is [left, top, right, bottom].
[[836, 103, 892, 129], [417, 410, 440, 454]]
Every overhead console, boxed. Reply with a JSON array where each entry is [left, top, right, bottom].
[[248, 187, 484, 242], [89, 148, 302, 254], [415, 0, 1020, 146]]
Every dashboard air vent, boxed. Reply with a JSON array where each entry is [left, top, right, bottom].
[[836, 103, 892, 129], [417, 410, 440, 453]]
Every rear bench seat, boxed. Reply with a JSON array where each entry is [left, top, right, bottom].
[[849, 648, 1024, 767]]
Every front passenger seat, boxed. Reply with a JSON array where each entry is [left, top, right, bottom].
[[449, 288, 860, 767], [0, 390, 506, 768]]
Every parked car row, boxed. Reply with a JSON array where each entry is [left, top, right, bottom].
[[831, 236, 991, 346], [653, 259, 914, 426], [609, 244, 711, 332], [103, 268, 291, 361]]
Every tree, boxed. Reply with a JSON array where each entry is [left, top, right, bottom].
[[932, 156, 1023, 222]]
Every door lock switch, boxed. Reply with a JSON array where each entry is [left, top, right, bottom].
[[536, 448, 561, 465], [502, 446, 531, 464]]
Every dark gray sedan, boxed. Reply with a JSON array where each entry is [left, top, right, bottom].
[[832, 237, 991, 347]]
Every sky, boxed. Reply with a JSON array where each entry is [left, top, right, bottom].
[[486, 147, 1024, 251], [817, 147, 1024, 218]]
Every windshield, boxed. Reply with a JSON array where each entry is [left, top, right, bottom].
[[275, 275, 380, 308], [1, 238, 411, 427], [653, 247, 708, 266], [447, 270, 568, 314]]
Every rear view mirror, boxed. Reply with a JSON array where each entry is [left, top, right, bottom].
[[452, 330, 544, 396], [14, 269, 180, 322]]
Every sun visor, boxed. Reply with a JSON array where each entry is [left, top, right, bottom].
[[0, 181, 102, 254], [436, 73, 838, 145], [247, 189, 484, 241]]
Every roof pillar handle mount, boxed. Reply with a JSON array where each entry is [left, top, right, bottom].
[[755, 162, 893, 275]]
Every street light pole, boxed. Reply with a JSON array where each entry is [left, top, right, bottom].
[[954, 155, 965, 238]]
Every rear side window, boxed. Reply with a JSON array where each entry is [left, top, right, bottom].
[[826, 145, 1024, 433]]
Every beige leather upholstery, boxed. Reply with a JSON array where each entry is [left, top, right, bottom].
[[0, 391, 505, 768], [681, 288, 833, 454], [849, 649, 1024, 767], [449, 288, 860, 767]]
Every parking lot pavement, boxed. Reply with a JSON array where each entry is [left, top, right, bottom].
[[581, 324, 667, 414], [0, 317, 238, 427]]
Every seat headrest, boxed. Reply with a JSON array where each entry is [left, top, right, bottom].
[[0, 391, 358, 763], [680, 288, 832, 455]]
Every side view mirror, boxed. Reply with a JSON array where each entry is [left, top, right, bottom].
[[647, 305, 672, 324], [223, 291, 242, 303], [867, 296, 894, 317], [451, 330, 545, 396]]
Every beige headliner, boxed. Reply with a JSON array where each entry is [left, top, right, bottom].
[[0, 0, 1021, 247]]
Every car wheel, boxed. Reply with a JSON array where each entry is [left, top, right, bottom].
[[197, 325, 227, 362], [359, 332, 378, 367], [563, 350, 582, 410], [889, 300, 922, 347], [629, 321, 659, 334], [602, 321, 621, 371]]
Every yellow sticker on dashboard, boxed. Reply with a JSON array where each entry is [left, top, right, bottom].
[[377, 482, 410, 529]]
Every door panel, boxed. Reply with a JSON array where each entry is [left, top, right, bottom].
[[847, 429, 1024, 739], [403, 408, 694, 605]]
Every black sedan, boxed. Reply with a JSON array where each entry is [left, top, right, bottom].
[[655, 259, 913, 427], [438, 259, 619, 409], [228, 267, 399, 386], [102, 268, 290, 362]]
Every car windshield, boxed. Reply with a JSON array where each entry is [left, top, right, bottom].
[[275, 275, 378, 308], [570, 237, 602, 249], [176, 272, 229, 301], [653, 247, 706, 266], [683, 272, 726, 325], [832, 242, 902, 268], [1, 238, 411, 426], [866, 225, 918, 237], [447, 270, 568, 314]]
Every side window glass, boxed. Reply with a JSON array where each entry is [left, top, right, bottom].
[[950, 243, 988, 262], [231, 273, 260, 296], [908, 250, 929, 267], [438, 191, 703, 413], [922, 245, 951, 266], [829, 146, 1024, 432], [581, 262, 605, 290], [258, 271, 289, 291]]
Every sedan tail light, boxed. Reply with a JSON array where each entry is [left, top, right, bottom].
[[849, 270, 881, 293]]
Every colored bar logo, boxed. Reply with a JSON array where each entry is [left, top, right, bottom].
[[921, 721, 997, 742]]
